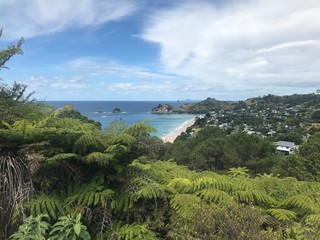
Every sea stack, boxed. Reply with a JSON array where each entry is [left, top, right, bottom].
[[112, 107, 121, 113]]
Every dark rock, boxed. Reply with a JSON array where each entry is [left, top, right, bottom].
[[152, 104, 174, 114]]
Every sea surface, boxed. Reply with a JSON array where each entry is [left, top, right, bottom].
[[47, 101, 198, 137]]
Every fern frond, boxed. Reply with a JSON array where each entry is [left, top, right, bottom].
[[251, 190, 277, 207], [266, 208, 297, 221], [107, 133, 136, 146], [66, 181, 114, 209], [305, 213, 320, 223], [227, 167, 249, 178], [167, 178, 193, 193], [117, 223, 159, 240], [46, 153, 78, 166], [85, 152, 114, 166], [73, 133, 106, 155], [137, 181, 169, 199], [192, 177, 217, 191], [281, 195, 315, 216], [170, 194, 202, 219], [234, 190, 255, 204], [306, 193, 320, 206], [234, 189, 276, 207], [124, 120, 156, 137], [197, 189, 231, 204], [296, 181, 320, 195], [26, 193, 64, 220]]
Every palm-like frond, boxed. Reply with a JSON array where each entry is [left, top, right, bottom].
[[192, 176, 217, 191], [116, 223, 159, 240], [266, 208, 297, 221], [167, 178, 193, 193], [106, 133, 136, 155], [170, 194, 202, 219], [197, 188, 231, 204], [124, 120, 156, 137], [65, 181, 114, 209], [136, 181, 170, 200], [280, 195, 316, 216], [234, 189, 276, 207], [73, 134, 106, 156], [85, 152, 114, 166], [46, 153, 78, 166], [26, 193, 64, 220]]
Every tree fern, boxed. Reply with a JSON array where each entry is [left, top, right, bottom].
[[124, 120, 156, 138], [234, 189, 276, 207], [136, 180, 170, 200], [167, 178, 193, 193], [170, 194, 202, 219], [192, 176, 218, 191], [85, 152, 114, 166], [281, 195, 316, 216], [116, 223, 158, 240], [227, 167, 250, 178], [65, 180, 114, 209], [106, 133, 136, 155], [0, 154, 32, 238], [266, 208, 297, 221], [197, 188, 232, 204], [26, 193, 64, 220], [46, 153, 79, 166], [73, 134, 106, 156]]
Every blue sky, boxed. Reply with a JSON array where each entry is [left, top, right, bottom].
[[0, 0, 320, 101]]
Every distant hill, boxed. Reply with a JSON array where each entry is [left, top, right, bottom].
[[174, 97, 235, 114], [174, 94, 320, 114]]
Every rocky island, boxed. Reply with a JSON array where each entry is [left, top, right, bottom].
[[152, 104, 174, 114], [112, 107, 121, 113]]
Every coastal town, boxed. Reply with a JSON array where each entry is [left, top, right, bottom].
[[153, 93, 320, 147]]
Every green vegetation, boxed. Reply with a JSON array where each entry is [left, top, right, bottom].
[[1, 31, 320, 239]]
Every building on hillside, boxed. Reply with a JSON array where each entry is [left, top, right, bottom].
[[275, 141, 298, 155]]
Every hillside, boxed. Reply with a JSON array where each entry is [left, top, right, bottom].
[[174, 97, 235, 113], [175, 93, 320, 144], [175, 93, 320, 114]]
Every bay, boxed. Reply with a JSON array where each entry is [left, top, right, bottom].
[[47, 101, 198, 137]]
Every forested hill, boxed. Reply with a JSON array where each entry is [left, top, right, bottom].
[[174, 93, 320, 114], [174, 97, 235, 113]]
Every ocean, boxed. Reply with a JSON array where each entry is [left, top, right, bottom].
[[47, 101, 198, 137]]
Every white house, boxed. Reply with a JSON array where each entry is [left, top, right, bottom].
[[275, 141, 298, 155]]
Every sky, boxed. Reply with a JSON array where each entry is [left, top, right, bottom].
[[0, 0, 320, 101]]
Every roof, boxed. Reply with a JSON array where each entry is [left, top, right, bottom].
[[275, 141, 295, 148]]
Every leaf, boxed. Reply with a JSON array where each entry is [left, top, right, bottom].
[[74, 223, 81, 236], [167, 178, 192, 193], [197, 188, 231, 203], [266, 208, 297, 221]]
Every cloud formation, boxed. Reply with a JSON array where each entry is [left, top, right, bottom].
[[24, 75, 93, 91], [0, 0, 138, 40], [142, 0, 320, 97]]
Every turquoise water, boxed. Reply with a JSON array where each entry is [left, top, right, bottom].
[[47, 101, 198, 137]]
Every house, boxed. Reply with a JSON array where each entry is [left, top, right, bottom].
[[275, 141, 298, 155]]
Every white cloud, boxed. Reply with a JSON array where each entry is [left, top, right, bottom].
[[102, 80, 175, 92], [24, 75, 93, 91], [142, 0, 320, 97], [66, 57, 178, 80], [0, 0, 138, 40]]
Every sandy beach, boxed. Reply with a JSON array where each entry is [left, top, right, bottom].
[[162, 118, 195, 143]]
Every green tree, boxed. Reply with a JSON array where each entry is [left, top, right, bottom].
[[0, 28, 24, 69]]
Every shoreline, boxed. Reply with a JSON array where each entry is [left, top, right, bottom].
[[162, 118, 195, 143]]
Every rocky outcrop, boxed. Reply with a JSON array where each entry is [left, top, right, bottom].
[[112, 107, 121, 113], [152, 104, 174, 114]]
